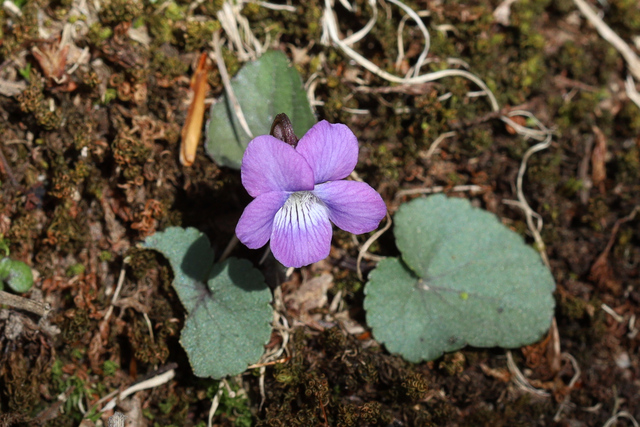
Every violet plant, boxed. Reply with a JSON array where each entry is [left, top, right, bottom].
[[236, 114, 387, 268], [144, 114, 385, 378]]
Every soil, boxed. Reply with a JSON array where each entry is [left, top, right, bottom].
[[1, 0, 639, 426]]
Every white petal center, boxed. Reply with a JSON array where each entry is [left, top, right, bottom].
[[274, 191, 329, 232]]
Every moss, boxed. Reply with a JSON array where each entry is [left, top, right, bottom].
[[243, 0, 322, 42], [606, 0, 640, 36], [111, 125, 152, 180], [0, 2, 39, 57], [439, 352, 466, 377], [6, 212, 39, 256], [558, 291, 590, 320], [45, 201, 87, 251], [184, 20, 220, 52], [127, 247, 161, 279], [584, 196, 610, 231], [66, 263, 85, 277], [370, 142, 401, 183], [87, 22, 113, 45], [16, 72, 45, 115], [151, 50, 189, 79], [401, 372, 429, 401], [127, 316, 166, 365], [61, 308, 98, 344], [201, 0, 225, 16], [614, 143, 640, 185], [147, 14, 174, 45], [100, 0, 143, 25], [460, 128, 494, 155], [0, 340, 52, 413]]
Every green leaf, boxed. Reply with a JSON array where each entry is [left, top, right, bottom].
[[205, 50, 316, 169], [144, 227, 214, 313], [364, 195, 555, 363], [181, 258, 272, 378], [143, 227, 273, 378], [0, 258, 34, 293]]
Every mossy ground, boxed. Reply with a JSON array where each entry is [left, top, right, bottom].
[[1, 0, 639, 425]]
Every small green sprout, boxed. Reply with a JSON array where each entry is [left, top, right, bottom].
[[0, 257, 34, 293]]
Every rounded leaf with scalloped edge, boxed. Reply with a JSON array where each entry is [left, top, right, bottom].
[[364, 195, 556, 363], [144, 227, 273, 378]]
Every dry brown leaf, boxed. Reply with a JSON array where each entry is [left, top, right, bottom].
[[591, 125, 607, 190], [285, 273, 333, 322], [180, 52, 210, 167]]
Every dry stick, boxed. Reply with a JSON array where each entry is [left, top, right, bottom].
[[256, 1, 296, 12], [504, 110, 553, 268], [217, 2, 251, 61], [322, 0, 548, 142], [101, 368, 176, 412], [103, 261, 127, 325], [603, 412, 640, 427], [386, 0, 430, 78], [506, 350, 550, 398], [356, 212, 392, 282], [602, 303, 624, 323], [211, 31, 254, 139], [572, 0, 640, 82], [394, 185, 485, 200], [422, 131, 457, 160], [0, 290, 51, 317], [0, 145, 19, 187], [626, 75, 640, 109], [342, 0, 377, 46], [208, 380, 225, 427], [553, 353, 582, 421]]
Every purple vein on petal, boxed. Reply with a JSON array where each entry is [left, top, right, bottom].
[[296, 120, 359, 184], [236, 191, 289, 249], [241, 135, 315, 197], [313, 180, 387, 234], [270, 192, 332, 268]]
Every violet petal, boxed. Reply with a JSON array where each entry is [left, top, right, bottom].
[[270, 192, 332, 268], [236, 191, 288, 249], [296, 120, 359, 184], [241, 135, 315, 197], [313, 180, 386, 234]]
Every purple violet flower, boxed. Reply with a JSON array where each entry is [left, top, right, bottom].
[[236, 120, 387, 268]]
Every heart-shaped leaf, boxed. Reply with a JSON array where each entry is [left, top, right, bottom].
[[144, 227, 273, 378], [205, 50, 316, 169], [143, 226, 213, 313], [181, 258, 272, 378], [364, 195, 555, 363]]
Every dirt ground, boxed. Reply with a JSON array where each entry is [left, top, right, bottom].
[[1, 0, 639, 426]]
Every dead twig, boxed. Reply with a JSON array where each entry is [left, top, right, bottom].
[[590, 206, 640, 289], [0, 290, 51, 317], [208, 380, 226, 427], [394, 184, 485, 200], [572, 0, 640, 82], [603, 411, 639, 427], [356, 212, 391, 281], [0, 145, 19, 187], [101, 365, 176, 412], [210, 31, 254, 139]]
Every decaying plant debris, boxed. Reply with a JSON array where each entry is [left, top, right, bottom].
[[1, 0, 639, 425]]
